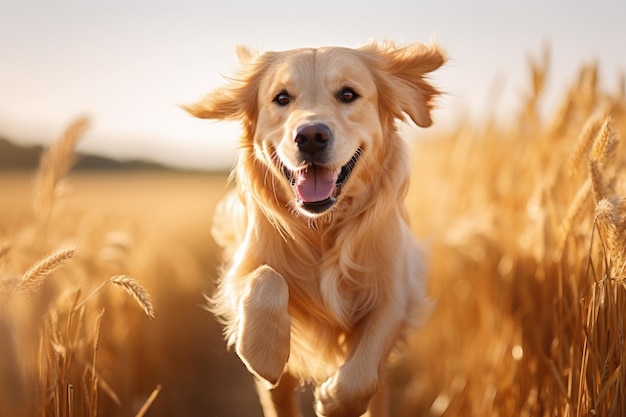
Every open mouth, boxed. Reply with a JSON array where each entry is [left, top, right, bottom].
[[282, 149, 362, 215]]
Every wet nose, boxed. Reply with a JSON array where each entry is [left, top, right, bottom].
[[294, 123, 332, 154]]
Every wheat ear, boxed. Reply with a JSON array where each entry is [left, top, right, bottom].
[[110, 275, 155, 319], [589, 159, 608, 205], [589, 116, 616, 167], [13, 247, 76, 295], [596, 198, 626, 279], [33, 117, 88, 225], [569, 114, 603, 177], [73, 275, 155, 319], [588, 116, 619, 206]]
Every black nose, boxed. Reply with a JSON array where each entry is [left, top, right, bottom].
[[294, 123, 332, 154]]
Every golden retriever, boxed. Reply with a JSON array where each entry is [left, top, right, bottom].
[[185, 40, 446, 417]]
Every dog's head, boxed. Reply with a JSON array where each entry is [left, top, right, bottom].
[[186, 42, 445, 218]]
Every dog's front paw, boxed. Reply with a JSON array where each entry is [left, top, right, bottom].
[[236, 265, 291, 388], [314, 366, 378, 417]]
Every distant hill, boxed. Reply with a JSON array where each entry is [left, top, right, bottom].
[[0, 137, 169, 171]]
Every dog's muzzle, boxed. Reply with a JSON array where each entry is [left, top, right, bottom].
[[281, 122, 361, 215]]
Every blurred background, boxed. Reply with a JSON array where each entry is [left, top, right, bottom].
[[1, 0, 625, 170], [2, 1, 626, 417]]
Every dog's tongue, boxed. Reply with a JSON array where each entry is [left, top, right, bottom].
[[296, 166, 336, 203]]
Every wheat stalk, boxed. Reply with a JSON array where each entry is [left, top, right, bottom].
[[91, 307, 105, 417], [556, 179, 592, 254], [13, 247, 76, 295], [98, 374, 121, 408], [134, 385, 162, 417]]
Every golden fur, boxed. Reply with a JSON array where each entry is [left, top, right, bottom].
[[186, 41, 446, 417]]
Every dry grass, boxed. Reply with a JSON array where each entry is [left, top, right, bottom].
[[1, 50, 625, 417], [1, 120, 163, 417], [402, 53, 626, 416], [0, 145, 243, 416]]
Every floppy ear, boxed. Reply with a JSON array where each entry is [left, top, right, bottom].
[[363, 41, 446, 127], [183, 46, 272, 123]]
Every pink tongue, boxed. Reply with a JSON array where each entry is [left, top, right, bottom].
[[296, 166, 336, 202]]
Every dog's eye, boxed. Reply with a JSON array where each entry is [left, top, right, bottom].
[[338, 88, 358, 103], [274, 91, 291, 106]]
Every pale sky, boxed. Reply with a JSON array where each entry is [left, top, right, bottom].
[[1, 0, 625, 170]]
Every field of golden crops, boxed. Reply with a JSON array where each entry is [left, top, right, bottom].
[[1, 55, 625, 417]]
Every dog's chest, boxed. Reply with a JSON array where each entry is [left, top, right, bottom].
[[276, 246, 379, 329], [258, 221, 387, 328]]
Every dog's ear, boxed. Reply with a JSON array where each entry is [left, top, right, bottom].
[[235, 44, 258, 64], [363, 41, 446, 127], [183, 46, 272, 123]]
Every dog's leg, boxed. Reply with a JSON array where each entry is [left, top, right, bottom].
[[314, 302, 403, 417], [236, 265, 291, 388], [256, 371, 303, 417], [362, 380, 389, 417]]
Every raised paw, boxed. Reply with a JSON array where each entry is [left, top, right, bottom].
[[314, 367, 378, 417], [235, 265, 291, 388]]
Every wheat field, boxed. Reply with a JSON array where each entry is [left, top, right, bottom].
[[1, 54, 625, 417]]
